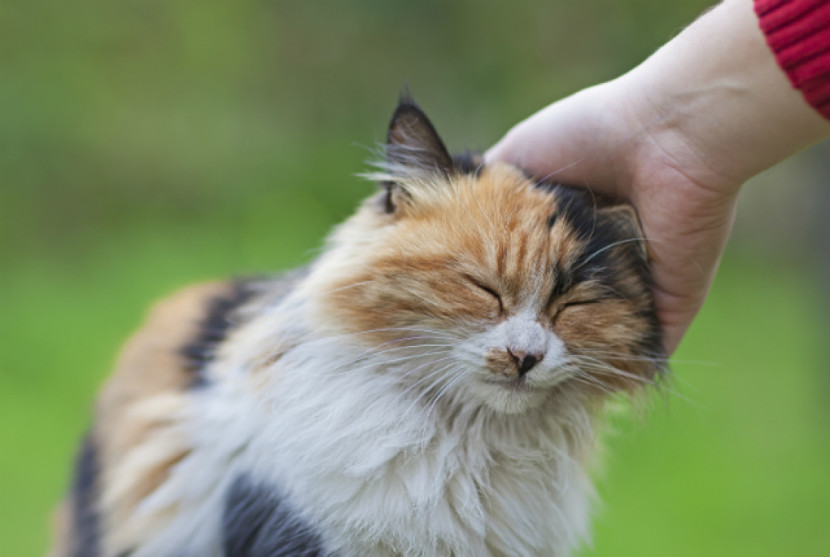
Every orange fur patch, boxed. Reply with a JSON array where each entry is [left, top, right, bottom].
[[49, 282, 234, 555], [320, 162, 660, 392]]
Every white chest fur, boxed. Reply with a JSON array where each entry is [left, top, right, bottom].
[[136, 319, 597, 557]]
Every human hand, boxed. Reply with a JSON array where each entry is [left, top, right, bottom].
[[486, 82, 740, 355], [486, 0, 830, 354]]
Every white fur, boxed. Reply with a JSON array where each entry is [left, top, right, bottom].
[[458, 310, 569, 414], [121, 282, 598, 557]]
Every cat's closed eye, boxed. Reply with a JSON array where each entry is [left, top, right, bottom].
[[464, 274, 505, 314], [553, 299, 599, 324]]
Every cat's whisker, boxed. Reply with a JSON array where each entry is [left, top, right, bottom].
[[563, 366, 617, 395], [575, 348, 717, 367], [323, 346, 453, 376], [570, 376, 615, 395], [346, 326, 460, 340], [569, 355, 659, 386], [312, 333, 451, 361], [419, 365, 469, 423], [399, 362, 462, 418], [534, 159, 585, 183], [571, 349, 671, 364], [304, 328, 458, 357], [388, 368, 454, 413], [346, 345, 452, 368], [570, 356, 697, 405], [391, 357, 458, 400], [400, 365, 464, 429], [573, 237, 649, 271]]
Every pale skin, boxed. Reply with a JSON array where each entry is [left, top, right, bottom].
[[486, 0, 830, 354]]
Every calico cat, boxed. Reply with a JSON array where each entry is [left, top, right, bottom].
[[50, 96, 664, 557]]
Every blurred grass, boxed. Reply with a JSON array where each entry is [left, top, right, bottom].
[[2, 1, 829, 555], [590, 260, 830, 557]]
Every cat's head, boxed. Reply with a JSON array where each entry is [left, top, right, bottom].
[[312, 96, 664, 415]]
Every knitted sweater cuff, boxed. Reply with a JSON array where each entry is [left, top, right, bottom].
[[755, 0, 830, 119]]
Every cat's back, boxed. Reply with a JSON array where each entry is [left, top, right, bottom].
[[50, 279, 261, 557]]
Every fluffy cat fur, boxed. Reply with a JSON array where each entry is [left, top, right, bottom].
[[50, 96, 664, 557]]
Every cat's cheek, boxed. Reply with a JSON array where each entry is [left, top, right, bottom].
[[553, 303, 637, 349], [554, 304, 658, 391]]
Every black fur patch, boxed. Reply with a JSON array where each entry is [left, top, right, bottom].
[[452, 151, 484, 176], [223, 476, 326, 557], [538, 182, 662, 339], [387, 95, 455, 177], [552, 185, 598, 242], [636, 310, 666, 363], [546, 212, 557, 228], [71, 433, 100, 557], [536, 181, 596, 238], [180, 280, 259, 386], [547, 261, 573, 306], [533, 178, 560, 194]]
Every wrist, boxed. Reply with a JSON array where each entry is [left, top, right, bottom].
[[611, 70, 745, 199], [616, 0, 830, 194]]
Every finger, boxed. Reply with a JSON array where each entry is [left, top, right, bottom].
[[633, 171, 739, 354]]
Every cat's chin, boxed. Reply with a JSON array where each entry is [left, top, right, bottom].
[[476, 380, 550, 415]]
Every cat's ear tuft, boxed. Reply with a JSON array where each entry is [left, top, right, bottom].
[[386, 94, 454, 177], [380, 181, 412, 214], [598, 205, 649, 260]]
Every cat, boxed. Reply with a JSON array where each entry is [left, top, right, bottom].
[[50, 95, 664, 557]]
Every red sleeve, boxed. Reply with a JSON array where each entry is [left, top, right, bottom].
[[755, 0, 830, 119]]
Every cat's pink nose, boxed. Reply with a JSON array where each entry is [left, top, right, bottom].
[[508, 349, 544, 375]]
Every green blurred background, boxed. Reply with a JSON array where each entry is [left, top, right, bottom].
[[2, 1, 829, 555]]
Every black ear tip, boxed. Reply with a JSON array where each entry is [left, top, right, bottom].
[[384, 88, 454, 174], [398, 83, 415, 106], [393, 84, 432, 122], [387, 89, 435, 144]]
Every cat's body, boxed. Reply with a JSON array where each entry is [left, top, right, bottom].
[[52, 98, 663, 557]]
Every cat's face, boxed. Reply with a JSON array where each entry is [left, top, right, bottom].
[[316, 98, 663, 415]]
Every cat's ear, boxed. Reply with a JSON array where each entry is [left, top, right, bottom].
[[370, 94, 455, 214], [386, 95, 454, 179], [597, 205, 649, 260]]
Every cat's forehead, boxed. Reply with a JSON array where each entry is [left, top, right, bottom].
[[403, 163, 594, 252], [405, 166, 537, 219]]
